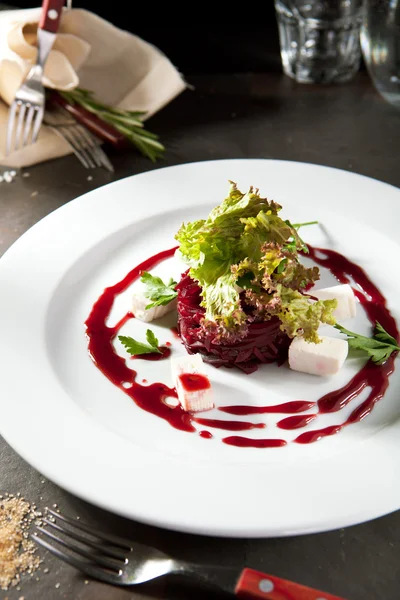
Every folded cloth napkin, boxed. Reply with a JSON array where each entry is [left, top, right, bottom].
[[0, 7, 186, 168]]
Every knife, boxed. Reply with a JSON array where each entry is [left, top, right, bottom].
[[233, 568, 346, 599]]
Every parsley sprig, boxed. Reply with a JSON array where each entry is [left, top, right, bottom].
[[335, 322, 400, 365], [140, 272, 178, 309], [118, 329, 161, 356]]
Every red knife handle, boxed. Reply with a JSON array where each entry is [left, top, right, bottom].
[[50, 92, 127, 149], [235, 568, 347, 600], [39, 0, 64, 33]]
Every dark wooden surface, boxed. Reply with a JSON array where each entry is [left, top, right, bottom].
[[1, 71, 400, 600]]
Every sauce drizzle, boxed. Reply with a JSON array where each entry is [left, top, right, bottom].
[[193, 418, 265, 431], [85, 245, 398, 447], [219, 401, 316, 415], [277, 414, 317, 430]]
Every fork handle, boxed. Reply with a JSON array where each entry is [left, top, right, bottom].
[[235, 568, 346, 600], [39, 0, 65, 33]]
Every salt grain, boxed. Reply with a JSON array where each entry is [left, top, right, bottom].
[[0, 496, 42, 590], [55, 582, 60, 588]]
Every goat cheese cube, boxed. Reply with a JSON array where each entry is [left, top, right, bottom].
[[312, 284, 356, 321], [132, 293, 177, 323], [288, 335, 348, 376], [171, 353, 213, 412]]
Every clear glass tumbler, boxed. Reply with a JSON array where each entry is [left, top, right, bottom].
[[274, 0, 364, 83], [361, 0, 400, 109]]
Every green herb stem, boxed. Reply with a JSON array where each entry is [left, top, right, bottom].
[[59, 88, 165, 162]]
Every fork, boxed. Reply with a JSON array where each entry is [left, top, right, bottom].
[[43, 106, 114, 171], [5, 0, 65, 156], [32, 509, 347, 599]]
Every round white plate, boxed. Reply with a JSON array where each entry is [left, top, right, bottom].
[[1, 159, 400, 538]]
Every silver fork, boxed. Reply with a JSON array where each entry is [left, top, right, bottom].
[[32, 509, 347, 599], [6, 0, 65, 156], [43, 106, 114, 171]]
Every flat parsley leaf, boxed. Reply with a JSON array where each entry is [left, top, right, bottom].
[[374, 322, 399, 347], [140, 271, 177, 309], [335, 322, 400, 365], [118, 329, 161, 355]]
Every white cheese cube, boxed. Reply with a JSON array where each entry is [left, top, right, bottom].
[[288, 335, 348, 376], [132, 293, 177, 323], [171, 353, 213, 412], [312, 284, 356, 321]]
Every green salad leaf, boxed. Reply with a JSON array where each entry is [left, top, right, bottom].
[[335, 322, 400, 364], [140, 271, 177, 309], [118, 329, 161, 355], [175, 181, 333, 342]]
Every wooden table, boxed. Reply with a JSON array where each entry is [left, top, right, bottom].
[[1, 71, 400, 600]]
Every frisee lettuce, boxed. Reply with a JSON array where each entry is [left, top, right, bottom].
[[175, 181, 335, 342]]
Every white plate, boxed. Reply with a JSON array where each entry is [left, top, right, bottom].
[[1, 159, 400, 538]]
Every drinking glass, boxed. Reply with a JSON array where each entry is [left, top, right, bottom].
[[274, 0, 364, 83], [361, 0, 400, 109]]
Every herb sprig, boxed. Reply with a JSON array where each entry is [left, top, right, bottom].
[[140, 272, 178, 309], [118, 329, 161, 356], [60, 88, 164, 162], [335, 322, 400, 365]]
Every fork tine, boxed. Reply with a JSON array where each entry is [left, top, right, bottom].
[[76, 125, 102, 168], [31, 106, 44, 144], [36, 525, 123, 572], [42, 518, 127, 561], [98, 151, 115, 173], [6, 101, 18, 156], [67, 126, 97, 169], [14, 102, 27, 152], [75, 125, 114, 173], [31, 533, 120, 585], [23, 105, 36, 146], [46, 509, 132, 550], [56, 126, 91, 169]]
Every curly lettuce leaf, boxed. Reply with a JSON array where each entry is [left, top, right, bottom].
[[277, 286, 337, 343], [201, 272, 248, 340], [272, 258, 320, 290], [175, 181, 322, 340], [175, 181, 286, 275]]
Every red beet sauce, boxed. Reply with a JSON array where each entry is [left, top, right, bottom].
[[85, 245, 398, 447], [179, 373, 211, 392]]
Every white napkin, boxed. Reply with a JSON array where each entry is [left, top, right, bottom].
[[0, 8, 187, 167]]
